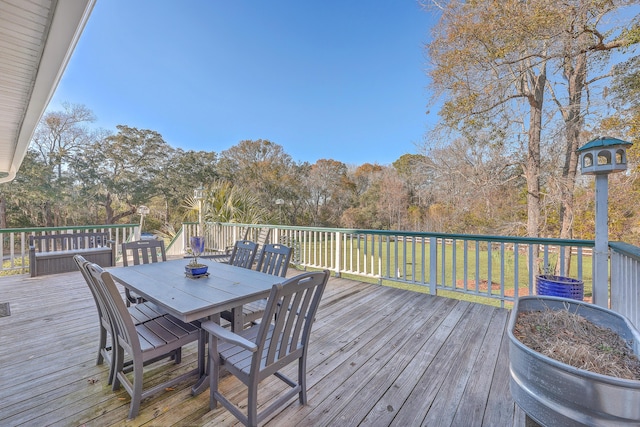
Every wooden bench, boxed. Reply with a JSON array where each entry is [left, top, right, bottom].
[[29, 232, 115, 277]]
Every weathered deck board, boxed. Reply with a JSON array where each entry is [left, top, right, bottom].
[[0, 268, 525, 426]]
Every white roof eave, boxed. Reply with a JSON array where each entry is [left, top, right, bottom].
[[0, 0, 95, 183]]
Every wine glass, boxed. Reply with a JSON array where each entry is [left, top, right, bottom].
[[190, 236, 205, 265]]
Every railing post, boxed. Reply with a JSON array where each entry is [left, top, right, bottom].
[[335, 231, 342, 277], [183, 226, 188, 256], [429, 237, 437, 295]]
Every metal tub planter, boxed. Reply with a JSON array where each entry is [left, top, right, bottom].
[[508, 296, 640, 426]]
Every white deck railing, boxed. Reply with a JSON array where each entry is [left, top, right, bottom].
[[609, 241, 640, 329], [5, 222, 638, 328], [183, 222, 597, 309]]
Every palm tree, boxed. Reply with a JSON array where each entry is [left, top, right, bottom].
[[184, 179, 269, 225]]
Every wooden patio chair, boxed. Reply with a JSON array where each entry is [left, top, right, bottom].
[[121, 239, 167, 306], [73, 255, 183, 385], [74, 254, 119, 384], [201, 270, 329, 427], [84, 261, 202, 419], [220, 243, 292, 329], [228, 240, 259, 269], [255, 243, 292, 277]]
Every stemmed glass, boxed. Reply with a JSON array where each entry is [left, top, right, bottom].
[[190, 236, 205, 265]]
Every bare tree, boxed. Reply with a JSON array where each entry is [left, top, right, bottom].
[[422, 136, 521, 234], [376, 168, 409, 230], [304, 159, 352, 227], [31, 102, 96, 179], [29, 103, 97, 225], [426, 0, 639, 244], [427, 0, 555, 238]]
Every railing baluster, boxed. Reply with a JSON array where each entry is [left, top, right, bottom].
[[463, 240, 468, 293], [475, 241, 480, 293], [487, 242, 493, 297], [499, 243, 505, 302]]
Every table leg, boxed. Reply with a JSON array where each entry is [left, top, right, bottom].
[[231, 305, 243, 332], [191, 313, 219, 395]]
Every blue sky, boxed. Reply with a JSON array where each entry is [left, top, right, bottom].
[[50, 1, 437, 165]]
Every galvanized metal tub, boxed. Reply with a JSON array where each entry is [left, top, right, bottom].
[[508, 296, 640, 426]]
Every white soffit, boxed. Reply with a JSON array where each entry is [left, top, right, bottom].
[[0, 0, 95, 183]]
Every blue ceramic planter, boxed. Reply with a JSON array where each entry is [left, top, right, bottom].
[[185, 264, 208, 276]]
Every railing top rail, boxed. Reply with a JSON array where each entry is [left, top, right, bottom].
[[609, 241, 640, 259], [194, 222, 594, 247], [0, 224, 138, 234]]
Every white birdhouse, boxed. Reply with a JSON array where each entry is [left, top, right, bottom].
[[578, 136, 631, 175]]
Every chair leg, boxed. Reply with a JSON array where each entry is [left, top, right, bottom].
[[97, 325, 107, 365], [208, 332, 220, 410], [103, 350, 115, 386], [104, 346, 115, 385], [298, 357, 307, 405], [112, 345, 124, 391], [99, 326, 118, 385], [128, 358, 144, 419], [247, 381, 259, 427]]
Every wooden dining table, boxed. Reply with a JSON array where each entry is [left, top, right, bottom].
[[108, 258, 285, 394]]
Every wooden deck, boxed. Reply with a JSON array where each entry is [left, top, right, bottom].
[[0, 267, 527, 426]]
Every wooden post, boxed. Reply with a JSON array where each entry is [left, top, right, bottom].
[[593, 174, 609, 307]]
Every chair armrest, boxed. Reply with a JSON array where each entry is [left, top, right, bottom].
[[200, 320, 258, 352]]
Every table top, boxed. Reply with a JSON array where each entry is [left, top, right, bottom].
[[109, 258, 284, 323]]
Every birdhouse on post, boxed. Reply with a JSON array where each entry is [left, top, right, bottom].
[[578, 136, 631, 175], [577, 136, 631, 308]]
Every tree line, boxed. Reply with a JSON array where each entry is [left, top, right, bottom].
[[0, 97, 638, 244], [0, 103, 435, 235]]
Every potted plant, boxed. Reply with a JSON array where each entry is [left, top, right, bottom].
[[185, 236, 208, 277]]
